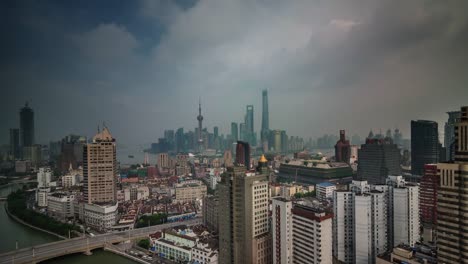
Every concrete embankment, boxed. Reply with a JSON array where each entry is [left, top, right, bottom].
[[104, 246, 150, 264], [4, 202, 67, 240]]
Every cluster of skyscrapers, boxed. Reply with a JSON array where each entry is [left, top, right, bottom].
[[150, 90, 304, 155]]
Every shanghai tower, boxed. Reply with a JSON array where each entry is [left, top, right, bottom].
[[261, 89, 269, 147]]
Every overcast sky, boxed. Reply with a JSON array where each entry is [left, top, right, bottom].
[[1, 0, 467, 147]]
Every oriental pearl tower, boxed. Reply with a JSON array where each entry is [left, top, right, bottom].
[[197, 98, 204, 153]]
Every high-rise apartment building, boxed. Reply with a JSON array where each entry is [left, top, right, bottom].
[[444, 111, 460, 161], [218, 163, 271, 264], [83, 127, 117, 204], [411, 120, 439, 176], [272, 197, 333, 264], [357, 137, 401, 184], [333, 180, 388, 264], [335, 130, 351, 163], [437, 106, 468, 264], [9, 128, 20, 159], [272, 197, 293, 264], [20, 102, 34, 148]]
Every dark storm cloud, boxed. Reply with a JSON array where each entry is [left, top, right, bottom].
[[1, 0, 468, 146]]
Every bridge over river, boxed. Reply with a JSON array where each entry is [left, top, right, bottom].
[[0, 218, 201, 264]]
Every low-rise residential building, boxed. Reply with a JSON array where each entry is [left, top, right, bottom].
[[175, 181, 207, 203], [316, 182, 336, 201], [84, 203, 118, 231], [47, 192, 75, 221]]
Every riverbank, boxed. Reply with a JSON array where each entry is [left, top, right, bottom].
[[4, 202, 67, 240], [104, 246, 149, 264]]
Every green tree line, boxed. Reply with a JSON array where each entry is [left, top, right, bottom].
[[7, 190, 81, 238]]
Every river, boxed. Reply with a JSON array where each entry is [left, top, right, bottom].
[[0, 194, 137, 263]]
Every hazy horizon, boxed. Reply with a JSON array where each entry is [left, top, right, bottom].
[[2, 0, 468, 146]]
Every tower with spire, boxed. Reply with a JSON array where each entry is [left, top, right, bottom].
[[197, 98, 204, 153]]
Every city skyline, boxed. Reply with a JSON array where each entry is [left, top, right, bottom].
[[2, 0, 468, 146]]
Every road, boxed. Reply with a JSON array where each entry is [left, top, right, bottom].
[[0, 218, 201, 264]]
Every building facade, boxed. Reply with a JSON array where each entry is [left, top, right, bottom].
[[420, 164, 439, 242], [411, 120, 439, 176], [83, 203, 118, 231], [47, 192, 75, 221], [218, 165, 271, 264], [444, 111, 460, 162], [437, 106, 468, 264], [272, 198, 293, 264], [20, 102, 34, 148], [335, 130, 351, 163], [83, 127, 117, 204], [357, 137, 401, 184]]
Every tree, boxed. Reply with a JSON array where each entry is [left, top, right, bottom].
[[138, 238, 150, 249]]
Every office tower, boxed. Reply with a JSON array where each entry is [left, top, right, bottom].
[[281, 130, 288, 153], [19, 102, 34, 147], [213, 126, 219, 139], [158, 153, 169, 169], [333, 180, 388, 264], [420, 164, 439, 243], [292, 204, 332, 263], [83, 126, 117, 204], [335, 130, 351, 163], [197, 99, 204, 153], [357, 136, 401, 184], [261, 90, 269, 143], [272, 197, 292, 264], [393, 128, 403, 146], [235, 141, 250, 169], [411, 120, 439, 176], [437, 106, 468, 264], [231, 122, 238, 142], [9, 128, 20, 159], [175, 127, 184, 153], [244, 105, 255, 145], [218, 164, 271, 264], [386, 176, 420, 248], [444, 111, 461, 161], [59, 134, 86, 172], [273, 130, 282, 152], [164, 129, 175, 151]]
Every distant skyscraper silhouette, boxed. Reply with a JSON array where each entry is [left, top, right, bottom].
[[245, 105, 254, 145], [335, 130, 351, 163], [231, 122, 238, 142], [9, 128, 20, 159], [261, 89, 269, 144], [411, 120, 439, 176], [197, 99, 204, 153], [20, 102, 34, 147]]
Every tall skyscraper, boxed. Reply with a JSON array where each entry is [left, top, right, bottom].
[[218, 163, 271, 264], [9, 128, 20, 159], [411, 120, 439, 176], [231, 122, 238, 142], [437, 106, 468, 264], [213, 126, 219, 139], [444, 111, 461, 162], [245, 105, 255, 145], [83, 126, 117, 204], [261, 90, 269, 144], [197, 99, 204, 153], [175, 127, 184, 153], [357, 136, 401, 184], [20, 102, 34, 147], [335, 130, 351, 163]]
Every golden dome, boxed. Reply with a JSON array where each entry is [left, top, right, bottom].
[[259, 154, 267, 163]]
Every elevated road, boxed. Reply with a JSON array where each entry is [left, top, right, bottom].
[[0, 218, 201, 264]]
